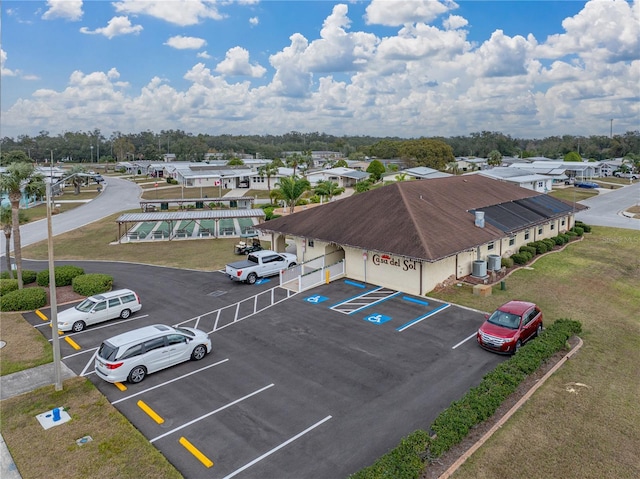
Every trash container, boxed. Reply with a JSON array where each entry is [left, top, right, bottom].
[[500, 280, 507, 291]]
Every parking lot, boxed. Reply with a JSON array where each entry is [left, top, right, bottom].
[[24, 261, 505, 478]]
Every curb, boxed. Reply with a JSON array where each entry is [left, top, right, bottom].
[[438, 336, 584, 479]]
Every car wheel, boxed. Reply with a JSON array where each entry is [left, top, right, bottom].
[[128, 366, 146, 384], [120, 308, 131, 319], [514, 340, 522, 354], [289, 262, 297, 268], [247, 273, 257, 284], [536, 323, 543, 337], [191, 345, 207, 361], [72, 321, 86, 332]]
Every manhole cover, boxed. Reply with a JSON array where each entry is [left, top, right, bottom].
[[207, 290, 227, 298]]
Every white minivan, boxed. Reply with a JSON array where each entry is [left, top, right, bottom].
[[57, 289, 142, 332], [95, 324, 212, 383]]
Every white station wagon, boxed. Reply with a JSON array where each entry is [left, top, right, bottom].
[[57, 289, 142, 332]]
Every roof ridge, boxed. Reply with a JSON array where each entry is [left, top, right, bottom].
[[397, 182, 434, 260]]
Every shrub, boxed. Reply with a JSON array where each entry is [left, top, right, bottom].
[[542, 238, 556, 250], [0, 287, 47, 311], [519, 245, 536, 256], [575, 221, 592, 233], [0, 279, 19, 296], [560, 233, 571, 243], [36, 265, 85, 287], [571, 226, 584, 236], [511, 252, 530, 265], [21, 270, 37, 284], [566, 230, 578, 238], [0, 271, 14, 279], [72, 274, 113, 296], [528, 241, 548, 254], [501, 257, 514, 268], [553, 235, 566, 245]]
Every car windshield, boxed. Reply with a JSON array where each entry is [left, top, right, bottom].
[[487, 310, 521, 330], [175, 327, 195, 338], [75, 298, 97, 312]]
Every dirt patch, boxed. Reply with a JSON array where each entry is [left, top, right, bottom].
[[420, 336, 581, 479]]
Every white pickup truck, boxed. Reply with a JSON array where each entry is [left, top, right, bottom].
[[225, 250, 297, 284]]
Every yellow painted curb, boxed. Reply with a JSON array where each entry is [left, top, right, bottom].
[[114, 382, 127, 391], [438, 337, 584, 479], [179, 437, 213, 468], [64, 336, 81, 350], [35, 310, 48, 321]]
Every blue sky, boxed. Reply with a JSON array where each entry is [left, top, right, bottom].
[[1, 0, 638, 140]]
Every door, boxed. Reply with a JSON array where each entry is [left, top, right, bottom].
[[107, 297, 123, 320], [521, 308, 539, 342], [141, 337, 173, 373], [165, 333, 192, 365], [87, 300, 109, 326], [262, 254, 286, 277]]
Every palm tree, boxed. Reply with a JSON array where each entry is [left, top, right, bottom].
[[257, 161, 280, 197], [0, 162, 45, 288], [68, 165, 87, 194], [275, 176, 310, 213], [314, 180, 345, 202], [0, 205, 29, 276]]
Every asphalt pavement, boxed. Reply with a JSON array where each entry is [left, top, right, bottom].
[[575, 181, 640, 229]]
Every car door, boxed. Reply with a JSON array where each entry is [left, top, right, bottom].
[[520, 308, 538, 342], [107, 297, 123, 320], [165, 333, 192, 365], [263, 254, 286, 277], [87, 300, 109, 326], [141, 336, 173, 373]]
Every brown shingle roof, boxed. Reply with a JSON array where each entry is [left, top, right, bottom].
[[257, 175, 576, 261]]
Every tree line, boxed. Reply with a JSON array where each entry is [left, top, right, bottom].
[[2, 129, 638, 166]]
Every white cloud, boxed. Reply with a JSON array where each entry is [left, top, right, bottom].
[[365, 0, 457, 26], [165, 36, 207, 50], [537, 0, 640, 64], [443, 14, 467, 31], [470, 30, 536, 78], [249, 16, 259, 26], [80, 16, 143, 39], [215, 47, 267, 78], [113, 0, 225, 26], [197, 51, 212, 59], [42, 0, 83, 21], [1, 49, 17, 77]]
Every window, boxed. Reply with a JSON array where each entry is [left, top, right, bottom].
[[550, 223, 555, 230], [538, 227, 543, 235], [509, 237, 516, 246], [144, 337, 166, 352], [524, 230, 530, 240], [121, 294, 136, 304], [488, 242, 495, 251], [167, 334, 187, 345], [94, 301, 107, 312], [561, 219, 566, 226], [120, 344, 143, 359], [108, 298, 121, 308], [308, 240, 314, 247]]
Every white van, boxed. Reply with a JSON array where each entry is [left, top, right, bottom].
[[57, 289, 142, 332], [95, 324, 212, 383]]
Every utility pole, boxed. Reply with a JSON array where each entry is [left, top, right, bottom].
[[610, 119, 613, 138]]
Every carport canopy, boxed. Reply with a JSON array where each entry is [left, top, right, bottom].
[[115, 209, 266, 242]]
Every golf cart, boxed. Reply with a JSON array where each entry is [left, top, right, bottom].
[[234, 233, 262, 255]]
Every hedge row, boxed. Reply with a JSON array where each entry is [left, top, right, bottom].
[[350, 318, 582, 479], [508, 223, 590, 266], [0, 269, 37, 284], [0, 266, 113, 312]]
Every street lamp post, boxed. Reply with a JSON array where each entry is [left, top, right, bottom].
[[90, 145, 94, 163], [46, 178, 63, 391]]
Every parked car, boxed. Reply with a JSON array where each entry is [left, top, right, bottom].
[[57, 288, 142, 332], [574, 181, 599, 189], [476, 300, 543, 354], [95, 324, 212, 383], [614, 171, 638, 179], [93, 174, 105, 184], [225, 249, 297, 284]]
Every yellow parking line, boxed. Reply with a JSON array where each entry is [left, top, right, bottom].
[[35, 310, 48, 321], [64, 336, 81, 350], [114, 382, 127, 391], [137, 400, 164, 424], [179, 437, 213, 468]]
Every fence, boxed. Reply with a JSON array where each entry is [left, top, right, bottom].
[[280, 258, 345, 293]]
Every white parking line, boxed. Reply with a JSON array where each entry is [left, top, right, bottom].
[[452, 332, 477, 349], [81, 349, 99, 377], [221, 415, 333, 479], [112, 359, 230, 405], [149, 383, 275, 443], [63, 347, 98, 360]]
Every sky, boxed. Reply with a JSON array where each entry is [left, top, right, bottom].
[[1, 0, 639, 141]]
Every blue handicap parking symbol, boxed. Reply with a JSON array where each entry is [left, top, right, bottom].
[[255, 278, 270, 285], [305, 295, 328, 304], [364, 313, 392, 325]]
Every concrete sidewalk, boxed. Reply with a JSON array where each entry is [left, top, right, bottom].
[[1, 363, 77, 479]]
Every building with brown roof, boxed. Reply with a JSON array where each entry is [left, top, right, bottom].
[[256, 175, 580, 295]]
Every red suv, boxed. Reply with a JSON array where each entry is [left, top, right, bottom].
[[477, 300, 543, 354]]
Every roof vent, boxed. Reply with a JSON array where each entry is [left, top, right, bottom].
[[474, 211, 485, 228]]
